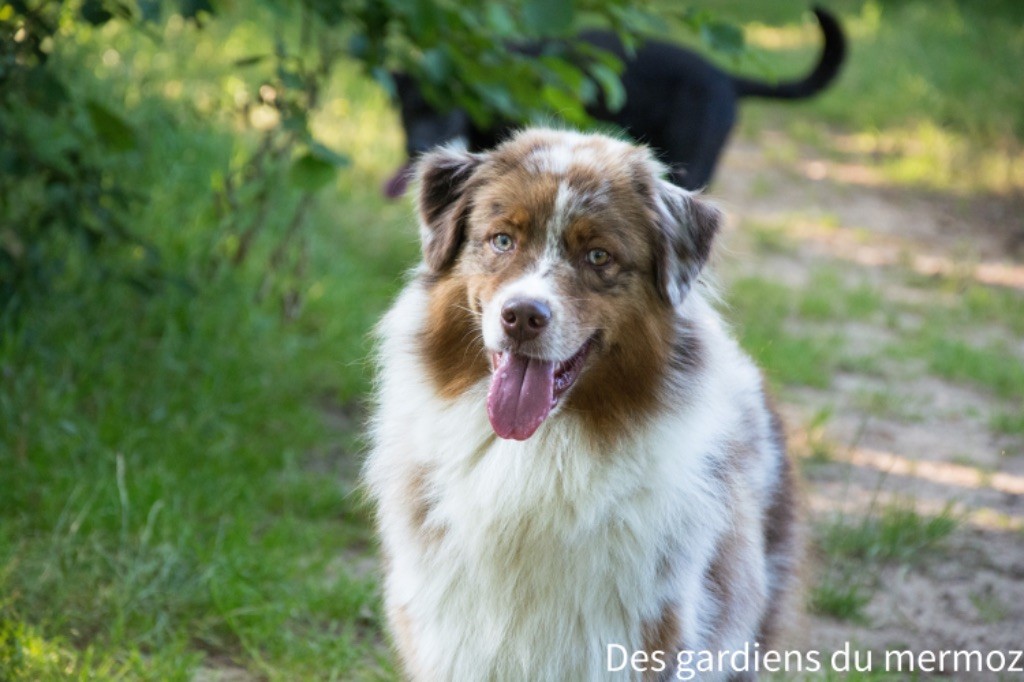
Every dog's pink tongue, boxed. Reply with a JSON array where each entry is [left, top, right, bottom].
[[487, 352, 556, 441]]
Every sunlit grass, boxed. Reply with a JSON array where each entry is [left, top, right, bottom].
[[715, 0, 1024, 194], [1, 608, 205, 680], [1, 3, 411, 678], [808, 573, 872, 623], [838, 122, 1024, 195], [725, 276, 843, 389], [724, 247, 1023, 429]]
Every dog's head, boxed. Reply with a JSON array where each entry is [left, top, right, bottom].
[[414, 129, 720, 441]]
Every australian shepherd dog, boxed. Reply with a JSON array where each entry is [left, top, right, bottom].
[[365, 128, 799, 681]]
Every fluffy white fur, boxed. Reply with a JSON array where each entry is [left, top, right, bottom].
[[367, 286, 783, 681], [365, 129, 793, 681]]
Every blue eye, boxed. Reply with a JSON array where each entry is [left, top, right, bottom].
[[490, 233, 515, 253], [586, 248, 611, 266]]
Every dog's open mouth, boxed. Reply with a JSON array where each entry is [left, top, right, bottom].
[[486, 338, 593, 441]]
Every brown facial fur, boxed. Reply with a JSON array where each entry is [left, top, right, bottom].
[[404, 463, 447, 546], [564, 295, 675, 446], [415, 129, 717, 445], [420, 275, 489, 400]]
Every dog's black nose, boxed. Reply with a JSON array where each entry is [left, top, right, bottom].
[[501, 299, 551, 342]]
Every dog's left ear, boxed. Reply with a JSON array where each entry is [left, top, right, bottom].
[[654, 180, 722, 306], [416, 146, 484, 273]]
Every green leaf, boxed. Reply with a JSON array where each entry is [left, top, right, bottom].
[[485, 4, 516, 37], [540, 84, 588, 126], [305, 0, 343, 26], [406, 1, 441, 41], [372, 67, 396, 99], [138, 0, 161, 22], [574, 42, 624, 72], [458, 93, 492, 128], [109, 1, 136, 22], [420, 48, 451, 84], [276, 66, 304, 90], [578, 76, 598, 106], [1, 229, 25, 260], [308, 141, 350, 168], [233, 55, 268, 68], [26, 67, 69, 110], [589, 62, 626, 112], [85, 100, 137, 152], [80, 0, 113, 25], [700, 20, 745, 55], [609, 5, 663, 35], [522, 0, 573, 37], [281, 109, 310, 136], [540, 56, 585, 94], [474, 83, 517, 119], [348, 33, 369, 59], [288, 153, 336, 192]]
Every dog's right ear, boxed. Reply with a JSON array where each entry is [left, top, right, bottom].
[[416, 146, 484, 273], [653, 180, 722, 306]]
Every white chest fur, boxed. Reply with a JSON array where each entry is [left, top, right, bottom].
[[365, 283, 772, 681]]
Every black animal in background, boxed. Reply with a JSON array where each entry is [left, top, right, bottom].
[[384, 6, 845, 197]]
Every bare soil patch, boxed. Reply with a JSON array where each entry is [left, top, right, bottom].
[[715, 132, 1024, 668]]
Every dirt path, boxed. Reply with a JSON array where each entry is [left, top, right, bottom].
[[714, 130, 1024, 672]]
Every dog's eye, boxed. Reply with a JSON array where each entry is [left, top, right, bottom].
[[490, 233, 515, 253], [586, 248, 611, 266]]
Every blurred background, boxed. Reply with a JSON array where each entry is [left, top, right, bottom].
[[1, 0, 1021, 679]]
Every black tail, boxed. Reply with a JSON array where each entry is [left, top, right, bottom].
[[731, 6, 845, 100]]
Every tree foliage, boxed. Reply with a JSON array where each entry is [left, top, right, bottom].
[[1, 1, 143, 319], [0, 0, 729, 322]]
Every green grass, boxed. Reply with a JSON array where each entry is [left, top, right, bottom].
[[991, 411, 1024, 438], [960, 284, 1024, 337], [0, 7, 414, 680], [870, 277, 1024, 411], [725, 268, 890, 390], [2, 266, 399, 680], [726, 276, 843, 389], [731, 252, 1024, 426], [811, 502, 959, 625], [819, 503, 959, 564], [808, 574, 872, 623], [851, 388, 923, 423], [707, 0, 1024, 193], [969, 589, 1008, 624], [748, 219, 796, 254], [0, 235, 403, 679], [799, 406, 838, 465], [916, 336, 1024, 402], [899, 273, 1024, 338], [796, 269, 884, 322]]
